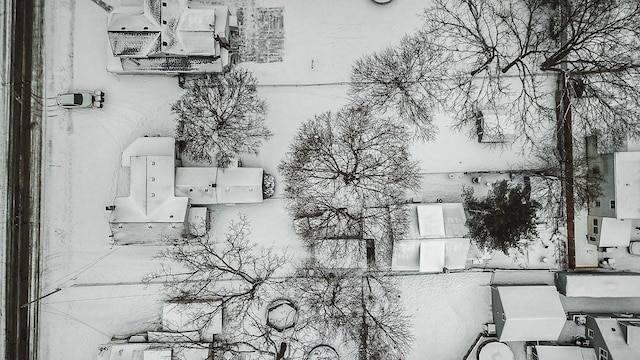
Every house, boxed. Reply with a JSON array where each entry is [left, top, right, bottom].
[[530, 345, 596, 360], [392, 203, 471, 272], [491, 285, 566, 342], [109, 152, 191, 245], [106, 0, 237, 74], [109, 137, 267, 244], [584, 315, 640, 360], [555, 272, 640, 298], [97, 301, 222, 360], [587, 136, 640, 248]]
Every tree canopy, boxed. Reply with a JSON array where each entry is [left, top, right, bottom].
[[463, 180, 541, 254], [172, 69, 273, 166], [279, 107, 419, 256], [422, 0, 640, 149]]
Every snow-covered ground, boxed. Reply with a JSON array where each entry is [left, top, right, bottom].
[[38, 1, 600, 360]]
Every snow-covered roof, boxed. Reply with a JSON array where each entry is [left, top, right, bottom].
[[216, 168, 264, 204], [416, 203, 467, 238], [107, 0, 232, 73], [593, 318, 640, 360], [477, 108, 516, 143], [162, 301, 222, 342], [175, 167, 264, 204], [598, 217, 632, 247], [559, 273, 640, 298], [614, 152, 640, 219], [533, 346, 596, 360], [112, 156, 189, 223], [98, 343, 212, 360], [392, 238, 470, 272], [494, 286, 565, 342], [175, 167, 218, 205], [121, 137, 175, 167], [108, 12, 160, 32], [108, 32, 160, 57]]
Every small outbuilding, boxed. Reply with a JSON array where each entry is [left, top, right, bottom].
[[531, 345, 596, 360], [491, 285, 566, 342], [392, 203, 470, 272], [555, 272, 640, 298]]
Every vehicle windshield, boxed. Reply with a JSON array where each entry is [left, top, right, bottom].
[[73, 94, 83, 105]]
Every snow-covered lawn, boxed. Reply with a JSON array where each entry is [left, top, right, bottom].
[[40, 0, 550, 359]]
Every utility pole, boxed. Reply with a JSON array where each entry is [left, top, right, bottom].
[[557, 0, 576, 269]]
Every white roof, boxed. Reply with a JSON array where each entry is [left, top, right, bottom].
[[98, 343, 211, 360], [108, 12, 160, 32], [175, 167, 218, 205], [162, 301, 222, 342], [121, 137, 175, 167], [615, 152, 640, 219], [416, 203, 467, 238], [392, 238, 470, 272], [478, 109, 516, 143], [562, 274, 640, 298], [598, 218, 632, 247], [216, 168, 263, 204], [496, 286, 566, 342], [143, 349, 171, 360], [594, 318, 640, 360], [175, 167, 264, 204], [419, 241, 446, 272], [111, 156, 189, 223], [533, 346, 596, 360]]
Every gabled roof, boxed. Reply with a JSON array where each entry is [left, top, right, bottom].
[[416, 203, 467, 238], [111, 156, 189, 223], [593, 318, 640, 360], [494, 285, 566, 342]]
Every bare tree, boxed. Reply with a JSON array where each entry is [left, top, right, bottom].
[[146, 213, 288, 337], [172, 69, 273, 166], [421, 0, 640, 149], [291, 262, 413, 360], [279, 107, 420, 262], [349, 34, 449, 141]]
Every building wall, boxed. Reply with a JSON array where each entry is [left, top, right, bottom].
[[491, 287, 506, 339], [586, 215, 603, 245], [585, 316, 611, 360], [589, 153, 616, 219]]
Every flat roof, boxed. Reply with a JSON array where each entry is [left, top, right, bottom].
[[614, 152, 640, 219]]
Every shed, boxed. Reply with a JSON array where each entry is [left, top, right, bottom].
[[476, 108, 516, 143], [555, 272, 640, 298], [162, 301, 222, 342], [532, 346, 596, 360], [596, 217, 632, 247], [492, 286, 566, 342], [416, 203, 467, 238], [391, 238, 470, 272]]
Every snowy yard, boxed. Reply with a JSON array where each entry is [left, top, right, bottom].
[[40, 1, 567, 360]]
